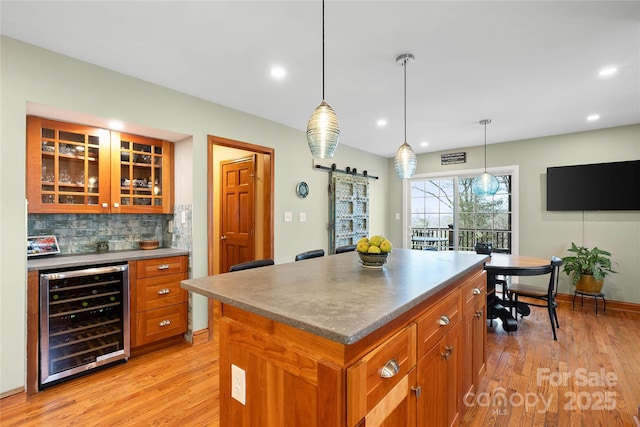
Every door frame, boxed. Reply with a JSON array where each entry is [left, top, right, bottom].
[[207, 135, 274, 276]]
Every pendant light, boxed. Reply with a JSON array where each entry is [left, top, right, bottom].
[[394, 54, 417, 179], [306, 0, 340, 159], [472, 119, 500, 196]]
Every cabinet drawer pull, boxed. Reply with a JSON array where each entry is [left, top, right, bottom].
[[159, 319, 172, 327], [157, 288, 171, 295], [411, 386, 422, 398], [380, 359, 400, 378], [473, 287, 482, 295], [439, 315, 450, 326], [445, 345, 454, 355], [441, 351, 450, 360], [157, 264, 170, 270], [475, 310, 483, 319]]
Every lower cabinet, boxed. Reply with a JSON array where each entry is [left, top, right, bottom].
[[462, 271, 487, 407], [217, 267, 486, 427], [131, 255, 188, 348]]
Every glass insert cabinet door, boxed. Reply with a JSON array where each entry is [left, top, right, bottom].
[[112, 132, 173, 214], [27, 116, 112, 214]]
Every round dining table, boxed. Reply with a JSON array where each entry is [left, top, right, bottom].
[[484, 253, 552, 332]]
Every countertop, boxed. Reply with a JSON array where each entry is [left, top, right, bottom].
[[181, 249, 488, 345], [27, 248, 190, 271]]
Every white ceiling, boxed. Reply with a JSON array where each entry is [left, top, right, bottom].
[[2, 0, 639, 157]]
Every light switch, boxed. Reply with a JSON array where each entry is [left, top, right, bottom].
[[299, 212, 306, 222], [395, 213, 400, 220], [284, 211, 293, 222]]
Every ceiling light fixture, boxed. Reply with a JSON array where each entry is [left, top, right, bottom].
[[598, 66, 618, 77], [377, 119, 387, 127], [587, 114, 600, 122], [270, 66, 286, 79], [394, 53, 417, 179], [306, 0, 340, 159], [472, 119, 500, 196]]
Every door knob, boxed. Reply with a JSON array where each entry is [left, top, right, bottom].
[[220, 235, 227, 240]]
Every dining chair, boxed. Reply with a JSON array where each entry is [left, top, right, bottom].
[[506, 256, 563, 340], [335, 245, 356, 254], [229, 258, 274, 272], [475, 245, 508, 297], [294, 249, 324, 261]]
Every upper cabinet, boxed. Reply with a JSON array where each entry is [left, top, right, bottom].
[[27, 116, 174, 214]]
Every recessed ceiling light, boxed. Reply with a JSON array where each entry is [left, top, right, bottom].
[[598, 67, 618, 77], [420, 141, 429, 147], [270, 66, 286, 79], [376, 119, 387, 127], [109, 121, 124, 130], [587, 114, 600, 122]]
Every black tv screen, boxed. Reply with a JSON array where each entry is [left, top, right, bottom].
[[547, 160, 640, 211]]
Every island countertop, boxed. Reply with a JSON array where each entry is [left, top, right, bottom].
[[181, 249, 488, 345]]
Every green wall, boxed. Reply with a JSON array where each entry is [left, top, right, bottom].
[[0, 36, 390, 395]]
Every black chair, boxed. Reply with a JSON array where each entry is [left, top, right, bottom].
[[294, 249, 324, 261], [475, 244, 508, 297], [229, 258, 274, 272], [506, 256, 563, 340], [335, 245, 356, 254]]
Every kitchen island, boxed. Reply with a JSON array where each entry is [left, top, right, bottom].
[[182, 249, 488, 427]]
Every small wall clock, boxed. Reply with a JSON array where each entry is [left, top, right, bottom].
[[296, 181, 309, 198]]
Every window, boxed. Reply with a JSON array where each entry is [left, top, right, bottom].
[[406, 167, 518, 253]]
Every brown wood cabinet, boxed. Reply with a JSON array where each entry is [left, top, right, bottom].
[[27, 116, 174, 214], [214, 267, 486, 427], [461, 271, 487, 408], [131, 256, 188, 348]]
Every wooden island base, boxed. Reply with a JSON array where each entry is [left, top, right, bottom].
[[214, 267, 486, 427]]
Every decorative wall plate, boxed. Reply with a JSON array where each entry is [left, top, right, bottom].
[[296, 181, 309, 198]]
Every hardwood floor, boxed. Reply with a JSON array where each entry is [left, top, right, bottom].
[[2, 301, 638, 426]]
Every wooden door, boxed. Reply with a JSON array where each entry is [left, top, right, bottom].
[[220, 156, 255, 272]]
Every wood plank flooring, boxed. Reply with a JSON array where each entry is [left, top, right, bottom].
[[1, 301, 638, 426]]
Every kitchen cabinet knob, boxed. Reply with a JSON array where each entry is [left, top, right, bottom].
[[158, 264, 170, 270], [159, 320, 172, 327], [473, 288, 481, 295], [411, 386, 422, 398], [445, 345, 454, 355], [113, 202, 120, 208], [475, 310, 483, 319], [102, 203, 109, 208], [380, 359, 400, 378], [439, 315, 450, 326], [220, 235, 227, 240], [157, 288, 170, 295]]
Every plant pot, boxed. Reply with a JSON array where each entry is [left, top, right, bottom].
[[575, 274, 604, 293]]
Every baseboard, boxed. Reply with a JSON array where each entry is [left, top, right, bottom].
[[191, 328, 210, 346], [0, 388, 26, 408], [556, 293, 640, 313]]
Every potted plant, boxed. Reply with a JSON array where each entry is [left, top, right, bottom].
[[562, 242, 616, 293]]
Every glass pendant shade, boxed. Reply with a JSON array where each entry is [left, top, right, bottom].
[[306, 100, 340, 159], [472, 171, 500, 196], [394, 141, 417, 179]]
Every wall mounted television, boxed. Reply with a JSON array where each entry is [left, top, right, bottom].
[[546, 160, 640, 211]]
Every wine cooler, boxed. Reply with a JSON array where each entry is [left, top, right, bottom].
[[39, 263, 130, 387]]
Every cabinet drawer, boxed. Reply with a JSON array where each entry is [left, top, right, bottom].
[[136, 256, 187, 279], [137, 272, 187, 311], [136, 303, 187, 346], [416, 289, 462, 358], [462, 271, 486, 306], [347, 324, 416, 426]]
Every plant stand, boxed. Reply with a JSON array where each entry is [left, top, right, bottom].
[[573, 290, 606, 315]]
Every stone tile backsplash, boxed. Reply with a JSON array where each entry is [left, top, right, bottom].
[[28, 206, 193, 255]]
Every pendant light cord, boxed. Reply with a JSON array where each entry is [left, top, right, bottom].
[[322, 0, 325, 100], [484, 121, 487, 171], [404, 59, 407, 143]]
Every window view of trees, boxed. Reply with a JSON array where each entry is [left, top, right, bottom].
[[410, 175, 512, 252]]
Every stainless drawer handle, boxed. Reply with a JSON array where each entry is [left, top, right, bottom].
[[473, 288, 481, 295], [157, 264, 170, 270], [411, 386, 422, 398], [159, 320, 172, 327], [439, 315, 450, 326], [380, 359, 400, 379], [157, 288, 171, 295]]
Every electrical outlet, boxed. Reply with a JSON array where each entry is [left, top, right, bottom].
[[231, 364, 246, 405], [181, 211, 186, 224], [167, 220, 174, 233], [284, 211, 293, 222], [299, 212, 306, 222]]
